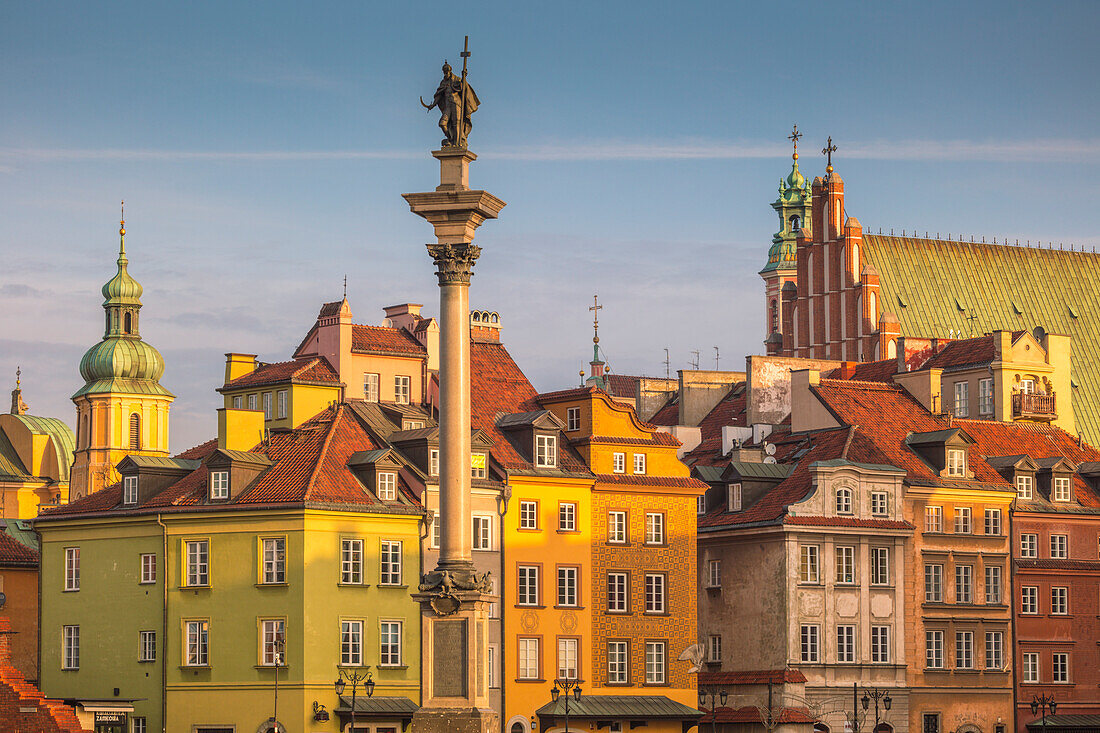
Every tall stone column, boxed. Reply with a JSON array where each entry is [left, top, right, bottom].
[[404, 147, 505, 733]]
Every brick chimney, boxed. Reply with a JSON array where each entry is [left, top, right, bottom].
[[382, 303, 424, 332]]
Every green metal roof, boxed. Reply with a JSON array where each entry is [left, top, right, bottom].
[[120, 455, 201, 471], [811, 458, 905, 473], [728, 461, 794, 479], [4, 414, 76, 482], [72, 376, 174, 399], [694, 465, 725, 483], [1024, 714, 1100, 731], [863, 235, 1100, 446], [0, 430, 30, 480], [335, 696, 419, 716], [536, 694, 702, 720]]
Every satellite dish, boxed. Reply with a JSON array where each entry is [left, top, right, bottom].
[[764, 456, 778, 464], [0, 592, 6, 609], [764, 442, 777, 456]]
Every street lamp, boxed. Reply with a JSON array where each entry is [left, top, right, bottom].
[[861, 687, 892, 731], [269, 637, 286, 733], [699, 685, 729, 733], [1031, 694, 1057, 733], [551, 677, 583, 733], [335, 668, 374, 733]]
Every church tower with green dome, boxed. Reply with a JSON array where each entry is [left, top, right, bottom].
[[69, 207, 174, 500], [760, 126, 812, 354]]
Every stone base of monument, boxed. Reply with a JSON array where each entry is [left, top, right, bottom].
[[409, 706, 498, 733]]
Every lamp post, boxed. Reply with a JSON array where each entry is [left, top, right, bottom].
[[1031, 694, 1057, 733], [860, 687, 892, 732], [699, 685, 729, 733], [335, 668, 374, 733], [269, 637, 285, 733], [551, 677, 583, 733]]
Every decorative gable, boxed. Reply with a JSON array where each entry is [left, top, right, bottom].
[[905, 427, 975, 479]]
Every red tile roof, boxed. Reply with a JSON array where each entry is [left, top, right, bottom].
[[470, 341, 541, 471], [576, 434, 680, 447], [352, 324, 427, 357], [783, 515, 913, 530], [220, 357, 340, 390], [605, 373, 641, 399], [0, 532, 37, 567], [0, 617, 88, 732], [825, 359, 897, 382], [680, 385, 748, 464], [647, 398, 680, 426], [176, 438, 219, 460], [593, 473, 708, 490], [923, 334, 997, 370], [699, 669, 807, 685], [1016, 558, 1100, 571]]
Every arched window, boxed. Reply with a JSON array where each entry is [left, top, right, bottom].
[[129, 413, 142, 450], [770, 299, 779, 333], [852, 242, 860, 278], [789, 214, 801, 231], [868, 292, 877, 322], [835, 487, 853, 514], [124, 311, 133, 334], [510, 723, 526, 733], [887, 339, 897, 359]]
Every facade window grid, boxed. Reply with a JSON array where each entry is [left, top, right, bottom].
[[836, 625, 855, 663], [1053, 652, 1069, 682], [64, 547, 80, 591], [607, 573, 628, 612], [379, 541, 402, 585], [955, 630, 974, 669], [394, 375, 411, 404], [708, 634, 722, 663], [123, 475, 138, 505], [260, 619, 285, 666], [519, 501, 538, 530], [633, 453, 646, 474], [985, 631, 1004, 670], [380, 620, 402, 666], [133, 718, 147, 733], [210, 470, 229, 500], [518, 638, 539, 680], [835, 546, 855, 584], [557, 567, 578, 607], [800, 545, 819, 584], [926, 630, 944, 669], [341, 539, 364, 584], [979, 378, 994, 415], [566, 407, 581, 432], [248, 393, 257, 411], [186, 540, 209, 587], [1017, 475, 1034, 500], [871, 547, 890, 585], [1023, 652, 1039, 682], [728, 483, 742, 512], [947, 449, 966, 477], [262, 538, 286, 584], [377, 472, 397, 501], [341, 620, 363, 666], [363, 373, 379, 402], [871, 491, 888, 516], [1051, 586, 1068, 615], [644, 641, 666, 684], [608, 511, 626, 543], [473, 516, 492, 550], [535, 434, 557, 468], [645, 513, 664, 545], [263, 392, 272, 420], [185, 620, 208, 666], [277, 390, 287, 419], [1021, 586, 1039, 614], [612, 452, 625, 474], [706, 559, 721, 588], [956, 564, 973, 603], [607, 641, 628, 684], [985, 565, 1002, 604], [697, 495, 706, 515], [644, 574, 666, 614], [471, 452, 488, 479], [871, 626, 890, 663], [984, 508, 1002, 536], [140, 553, 156, 584], [139, 630, 156, 662], [557, 637, 578, 679], [1020, 533, 1038, 557], [925, 506, 943, 533], [429, 448, 439, 476], [800, 624, 820, 663], [518, 566, 539, 606], [1053, 476, 1072, 502], [954, 507, 972, 534], [954, 381, 969, 417], [62, 625, 79, 670], [925, 563, 943, 602], [558, 503, 576, 532], [1050, 534, 1068, 559], [835, 488, 853, 514]]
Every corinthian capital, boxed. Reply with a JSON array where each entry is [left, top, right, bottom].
[[427, 242, 482, 285]]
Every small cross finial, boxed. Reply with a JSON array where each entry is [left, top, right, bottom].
[[15, 366, 20, 388], [822, 137, 837, 174], [343, 274, 347, 300], [788, 125, 802, 160], [118, 200, 127, 255], [589, 295, 603, 344]]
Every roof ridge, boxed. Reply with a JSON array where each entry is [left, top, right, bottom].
[[304, 405, 342, 501], [818, 378, 900, 390]]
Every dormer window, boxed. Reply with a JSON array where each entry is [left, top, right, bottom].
[[123, 475, 138, 505], [536, 435, 557, 468], [835, 488, 853, 514], [210, 471, 229, 500], [377, 472, 397, 501], [471, 452, 487, 480], [1016, 474, 1034, 500], [947, 449, 966, 477], [1052, 476, 1072, 502], [429, 449, 439, 477], [728, 483, 742, 512], [404, 420, 425, 430]]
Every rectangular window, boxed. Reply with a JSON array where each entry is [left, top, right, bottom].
[[985, 631, 1004, 670], [210, 470, 229, 500], [1051, 586, 1068, 615], [248, 393, 257, 411], [707, 559, 721, 588], [607, 573, 628, 612], [363, 373, 379, 402], [835, 546, 855, 584], [260, 619, 285, 666], [956, 631, 974, 669], [377, 472, 396, 501], [232, 395, 243, 409], [985, 565, 1002, 604], [728, 483, 742, 512], [518, 637, 539, 680], [470, 451, 488, 479], [608, 641, 628, 684], [925, 563, 944, 602], [1023, 652, 1039, 682], [1053, 476, 1072, 502], [380, 620, 402, 666], [612, 452, 625, 473], [947, 449, 965, 477], [645, 513, 665, 545], [535, 434, 557, 468], [519, 501, 538, 530], [645, 641, 666, 684], [64, 547, 80, 591], [871, 491, 888, 516], [633, 453, 646, 474], [428, 448, 439, 476], [926, 630, 944, 668], [277, 390, 287, 419], [139, 630, 156, 662], [1021, 586, 1038, 614], [708, 634, 722, 662], [566, 407, 580, 432], [557, 567, 578, 607], [925, 506, 943, 533], [1053, 652, 1069, 682], [956, 565, 973, 603], [697, 495, 706, 515], [379, 541, 402, 585], [1020, 533, 1038, 557], [262, 538, 286, 584], [487, 645, 497, 688], [558, 503, 576, 532], [985, 508, 1002, 536], [608, 511, 626, 543], [871, 547, 890, 585], [954, 381, 969, 417], [979, 378, 994, 415], [800, 545, 820, 583], [123, 475, 138, 505], [431, 518, 440, 549], [644, 574, 666, 613], [557, 637, 578, 679], [1017, 475, 1034, 500], [871, 626, 890, 663], [263, 392, 272, 420], [835, 488, 853, 514], [186, 540, 209, 587], [800, 625, 820, 663], [394, 375, 411, 404], [185, 620, 208, 666], [341, 539, 364, 584], [473, 516, 492, 550], [133, 717, 147, 733], [518, 566, 539, 606], [924, 714, 941, 733], [62, 625, 79, 669], [836, 625, 855, 663], [141, 553, 156, 584], [1051, 534, 1068, 559], [341, 620, 363, 666], [954, 507, 972, 534]]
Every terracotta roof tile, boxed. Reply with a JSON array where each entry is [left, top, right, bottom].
[[680, 386, 748, 464], [783, 515, 913, 529], [923, 334, 996, 370], [0, 532, 38, 567], [605, 373, 641, 399], [647, 398, 680, 426], [1015, 558, 1100, 571], [0, 617, 89, 732], [825, 359, 897, 382], [221, 357, 340, 390], [352, 325, 427, 356], [593, 473, 708, 490]]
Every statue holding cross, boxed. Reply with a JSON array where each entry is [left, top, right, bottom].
[[420, 36, 480, 148]]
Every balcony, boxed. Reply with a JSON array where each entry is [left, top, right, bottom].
[[1012, 392, 1057, 421]]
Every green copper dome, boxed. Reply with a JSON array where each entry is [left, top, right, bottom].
[[761, 151, 812, 276], [79, 337, 165, 383], [101, 252, 143, 305]]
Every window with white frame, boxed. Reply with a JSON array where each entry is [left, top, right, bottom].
[[608, 511, 626, 543], [728, 483, 742, 512], [607, 573, 627, 612], [566, 407, 581, 432], [471, 452, 488, 479], [363, 373, 379, 402], [985, 565, 1002, 604], [985, 508, 1002, 535], [947, 449, 966, 477], [697, 495, 706, 515], [633, 453, 646, 474], [518, 566, 539, 606], [925, 563, 944, 602], [708, 634, 722, 663], [487, 644, 498, 688], [519, 501, 538, 530], [380, 620, 402, 666], [62, 625, 79, 669], [428, 448, 439, 476], [1016, 474, 1034, 500], [277, 390, 287, 419], [341, 620, 363, 666], [800, 545, 820, 583], [141, 553, 156, 584], [835, 546, 855, 584], [871, 547, 890, 585], [956, 564, 973, 603], [341, 539, 364, 584], [954, 382, 969, 417], [837, 625, 855, 663], [644, 574, 666, 613], [232, 395, 243, 409], [380, 541, 402, 585], [139, 630, 156, 662], [133, 717, 147, 733], [800, 625, 820, 663], [1051, 534, 1068, 559], [518, 637, 539, 680], [489, 577, 499, 619], [1053, 652, 1069, 682], [612, 452, 625, 473], [835, 487, 853, 514], [925, 505, 943, 532], [260, 619, 285, 666], [985, 631, 1004, 670], [210, 470, 229, 500], [263, 392, 272, 420], [185, 620, 208, 666], [394, 375, 411, 404], [871, 491, 888, 516], [557, 637, 578, 679], [558, 503, 576, 531], [645, 641, 666, 684], [1020, 533, 1038, 557], [377, 472, 397, 501], [871, 626, 890, 663], [557, 567, 578, 607], [185, 540, 209, 586], [431, 518, 440, 549], [262, 538, 286, 584], [1021, 586, 1039, 614], [1023, 652, 1039, 682], [536, 434, 557, 468], [473, 516, 492, 550], [707, 559, 721, 588], [1051, 586, 1068, 615], [978, 378, 994, 415], [64, 547, 80, 591], [608, 641, 628, 683], [405, 420, 425, 430], [1053, 476, 1072, 502], [926, 630, 944, 668], [123, 475, 138, 505], [248, 393, 257, 411], [954, 507, 972, 534], [955, 630, 974, 669], [645, 513, 664, 545]]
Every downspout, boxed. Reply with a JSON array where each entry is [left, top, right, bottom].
[[34, 523, 42, 688], [1008, 498, 1018, 733], [497, 483, 511, 727], [156, 513, 168, 733]]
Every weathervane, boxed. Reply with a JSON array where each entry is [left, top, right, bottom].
[[822, 136, 837, 175], [420, 36, 480, 148], [788, 125, 802, 160]]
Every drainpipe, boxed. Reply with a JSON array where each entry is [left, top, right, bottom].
[[34, 522, 42, 688], [156, 514, 168, 733], [1008, 498, 1019, 733]]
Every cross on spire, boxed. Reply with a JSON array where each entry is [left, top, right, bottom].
[[822, 136, 837, 174], [788, 124, 802, 160], [589, 294, 602, 344], [343, 274, 347, 300]]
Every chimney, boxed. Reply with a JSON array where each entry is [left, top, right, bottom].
[[470, 310, 502, 343], [383, 303, 424, 333], [217, 407, 265, 452], [224, 353, 257, 385], [893, 367, 943, 414], [316, 299, 353, 389]]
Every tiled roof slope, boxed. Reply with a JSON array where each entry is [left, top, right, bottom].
[[0, 618, 88, 732], [220, 357, 340, 390], [680, 385, 747, 465], [862, 234, 1100, 445], [922, 333, 997, 370], [825, 359, 897, 383], [647, 398, 680, 427], [352, 325, 427, 356], [0, 532, 38, 567], [605, 374, 640, 399]]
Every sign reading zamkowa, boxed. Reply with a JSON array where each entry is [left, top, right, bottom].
[[95, 712, 128, 724]]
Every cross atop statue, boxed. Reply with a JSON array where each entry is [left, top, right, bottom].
[[590, 295, 602, 344], [420, 36, 480, 148], [788, 124, 802, 160], [822, 136, 837, 175]]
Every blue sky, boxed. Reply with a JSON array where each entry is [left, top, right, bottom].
[[2, 1, 1099, 451]]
